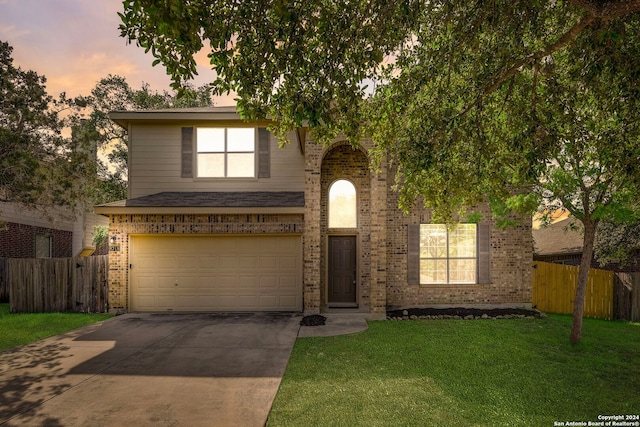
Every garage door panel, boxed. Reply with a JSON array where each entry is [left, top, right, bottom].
[[198, 256, 219, 269], [236, 276, 259, 288], [279, 256, 297, 269], [259, 256, 278, 268], [157, 276, 179, 289], [279, 276, 298, 289], [278, 295, 297, 308], [219, 256, 259, 269], [137, 255, 159, 270], [259, 276, 278, 288], [175, 295, 215, 308], [260, 295, 277, 308], [155, 256, 183, 269], [175, 256, 200, 269], [137, 295, 175, 310], [131, 235, 301, 312], [136, 275, 157, 289], [175, 277, 201, 288]]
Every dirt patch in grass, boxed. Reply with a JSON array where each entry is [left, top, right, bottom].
[[387, 307, 542, 320]]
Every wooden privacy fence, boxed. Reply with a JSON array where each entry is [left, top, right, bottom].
[[0, 258, 8, 303], [532, 261, 614, 320], [5, 256, 108, 313], [614, 272, 640, 322]]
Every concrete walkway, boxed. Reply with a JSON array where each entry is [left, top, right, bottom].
[[0, 313, 301, 427], [298, 313, 373, 337], [0, 312, 371, 427]]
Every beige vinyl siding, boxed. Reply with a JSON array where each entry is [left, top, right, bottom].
[[72, 211, 109, 256], [129, 124, 305, 199]]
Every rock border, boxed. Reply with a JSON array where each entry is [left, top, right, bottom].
[[386, 307, 546, 321]]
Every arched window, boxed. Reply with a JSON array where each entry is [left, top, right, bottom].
[[329, 180, 357, 228]]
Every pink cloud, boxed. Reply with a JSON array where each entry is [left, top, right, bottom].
[[0, 0, 234, 105]]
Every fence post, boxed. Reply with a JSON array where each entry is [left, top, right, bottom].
[[0, 258, 8, 303]]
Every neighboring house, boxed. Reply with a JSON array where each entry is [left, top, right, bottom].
[[95, 106, 532, 315], [0, 202, 109, 258], [533, 216, 584, 266], [533, 216, 640, 272]]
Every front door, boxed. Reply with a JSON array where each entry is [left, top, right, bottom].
[[328, 236, 357, 306]]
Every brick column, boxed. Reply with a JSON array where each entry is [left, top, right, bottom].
[[303, 140, 322, 313], [369, 153, 388, 314], [107, 217, 128, 311]]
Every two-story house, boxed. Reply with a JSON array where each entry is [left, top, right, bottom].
[[95, 107, 532, 315]]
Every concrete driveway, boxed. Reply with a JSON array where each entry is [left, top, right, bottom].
[[0, 313, 301, 427]]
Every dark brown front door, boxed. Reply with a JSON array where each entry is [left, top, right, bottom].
[[328, 236, 357, 306]]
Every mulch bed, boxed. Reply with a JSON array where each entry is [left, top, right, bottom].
[[386, 307, 543, 320]]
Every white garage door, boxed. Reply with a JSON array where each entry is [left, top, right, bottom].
[[129, 235, 302, 312]]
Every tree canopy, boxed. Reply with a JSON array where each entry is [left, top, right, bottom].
[[119, 0, 640, 343], [119, 0, 640, 212], [0, 40, 90, 219]]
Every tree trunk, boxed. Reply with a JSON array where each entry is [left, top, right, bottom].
[[570, 219, 596, 345]]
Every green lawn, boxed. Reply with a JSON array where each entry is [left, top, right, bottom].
[[0, 303, 113, 351], [268, 315, 640, 427]]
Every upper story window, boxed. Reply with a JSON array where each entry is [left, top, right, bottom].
[[420, 224, 477, 284], [196, 128, 255, 178], [329, 179, 357, 228]]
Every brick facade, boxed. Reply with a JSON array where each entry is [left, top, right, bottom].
[[301, 138, 531, 314], [384, 196, 532, 308], [0, 222, 73, 258]]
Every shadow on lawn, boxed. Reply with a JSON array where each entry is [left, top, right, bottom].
[[0, 342, 71, 426]]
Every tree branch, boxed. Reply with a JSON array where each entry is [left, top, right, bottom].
[[458, 13, 596, 118], [568, 0, 640, 20]]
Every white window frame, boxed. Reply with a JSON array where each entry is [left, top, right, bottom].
[[196, 127, 256, 178], [419, 224, 477, 284], [328, 179, 357, 229]]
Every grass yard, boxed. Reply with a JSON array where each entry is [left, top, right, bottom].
[[0, 303, 113, 351], [268, 315, 640, 427]]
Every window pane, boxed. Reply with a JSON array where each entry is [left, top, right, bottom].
[[421, 259, 447, 284], [419, 223, 478, 284], [329, 180, 357, 228], [449, 224, 477, 257], [227, 128, 255, 152], [197, 153, 225, 177], [227, 153, 255, 177], [449, 259, 476, 283], [35, 234, 51, 258], [420, 224, 447, 258], [197, 128, 225, 152]]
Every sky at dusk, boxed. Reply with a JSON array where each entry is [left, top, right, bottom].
[[0, 0, 234, 104]]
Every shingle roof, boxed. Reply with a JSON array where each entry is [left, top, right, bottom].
[[113, 192, 305, 208], [111, 106, 238, 114], [533, 217, 584, 256]]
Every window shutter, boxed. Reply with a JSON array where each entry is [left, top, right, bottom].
[[477, 223, 491, 284], [407, 224, 420, 285], [181, 127, 194, 178], [258, 127, 270, 178]]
